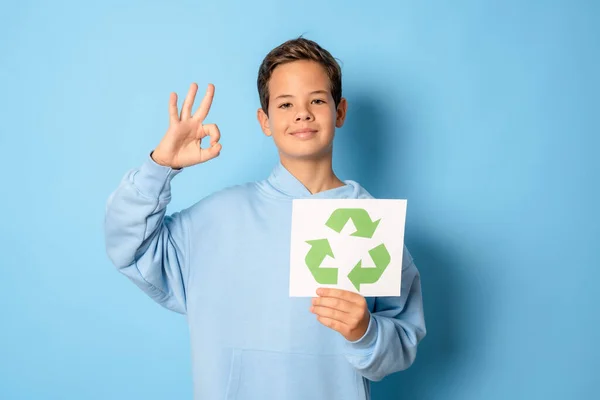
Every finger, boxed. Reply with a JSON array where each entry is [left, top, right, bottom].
[[311, 296, 354, 313], [197, 123, 221, 144], [316, 316, 350, 337], [169, 92, 179, 124], [311, 305, 349, 324], [193, 83, 215, 121], [197, 124, 222, 162], [316, 288, 365, 306], [199, 142, 222, 163], [181, 82, 198, 120]]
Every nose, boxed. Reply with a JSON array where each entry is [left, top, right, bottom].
[[295, 107, 314, 122]]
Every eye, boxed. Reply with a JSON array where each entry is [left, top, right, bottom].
[[312, 99, 326, 105], [279, 103, 292, 109]]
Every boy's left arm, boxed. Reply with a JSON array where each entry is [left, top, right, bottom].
[[311, 247, 426, 382]]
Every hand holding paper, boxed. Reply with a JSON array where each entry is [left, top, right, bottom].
[[310, 288, 370, 342]]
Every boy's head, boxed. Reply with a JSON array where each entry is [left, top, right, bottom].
[[256, 37, 347, 162]]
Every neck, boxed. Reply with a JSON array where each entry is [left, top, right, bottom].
[[279, 152, 345, 195]]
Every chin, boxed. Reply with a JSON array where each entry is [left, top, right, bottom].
[[279, 145, 333, 161]]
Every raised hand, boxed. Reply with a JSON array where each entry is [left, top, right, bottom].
[[152, 83, 222, 169]]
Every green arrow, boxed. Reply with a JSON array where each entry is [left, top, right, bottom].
[[325, 208, 381, 238], [348, 244, 391, 291], [305, 239, 338, 284]]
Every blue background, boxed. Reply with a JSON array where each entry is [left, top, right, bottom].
[[1, 0, 598, 398]]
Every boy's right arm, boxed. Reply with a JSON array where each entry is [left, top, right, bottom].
[[104, 155, 188, 313], [104, 83, 222, 314]]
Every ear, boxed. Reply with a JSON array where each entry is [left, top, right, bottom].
[[335, 97, 348, 128], [257, 108, 272, 137]]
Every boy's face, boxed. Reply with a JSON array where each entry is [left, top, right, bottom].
[[257, 60, 347, 161]]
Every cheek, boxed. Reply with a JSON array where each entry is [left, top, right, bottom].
[[268, 114, 288, 134], [316, 108, 336, 124]]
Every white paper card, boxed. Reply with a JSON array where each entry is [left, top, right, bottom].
[[289, 199, 406, 297]]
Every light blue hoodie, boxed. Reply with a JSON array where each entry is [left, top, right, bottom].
[[104, 154, 426, 400]]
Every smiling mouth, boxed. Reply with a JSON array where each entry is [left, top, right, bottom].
[[290, 128, 318, 139]]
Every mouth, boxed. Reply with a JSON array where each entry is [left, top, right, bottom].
[[289, 128, 318, 139]]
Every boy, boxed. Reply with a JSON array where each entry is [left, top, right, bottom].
[[104, 37, 426, 399]]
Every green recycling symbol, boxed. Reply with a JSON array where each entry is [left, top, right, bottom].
[[304, 208, 391, 291]]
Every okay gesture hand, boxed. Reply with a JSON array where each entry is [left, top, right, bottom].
[[152, 83, 222, 169]]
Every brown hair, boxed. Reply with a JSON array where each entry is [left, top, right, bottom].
[[257, 37, 342, 114]]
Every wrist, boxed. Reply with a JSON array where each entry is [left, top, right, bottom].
[[132, 153, 184, 199], [346, 314, 377, 349], [151, 150, 178, 169]]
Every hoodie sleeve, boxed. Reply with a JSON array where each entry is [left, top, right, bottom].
[[104, 154, 189, 314], [344, 246, 426, 381]]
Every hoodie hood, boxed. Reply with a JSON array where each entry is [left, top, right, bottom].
[[257, 161, 371, 200]]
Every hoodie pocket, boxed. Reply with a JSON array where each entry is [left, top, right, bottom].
[[224, 348, 363, 400]]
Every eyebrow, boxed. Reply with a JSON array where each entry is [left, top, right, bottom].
[[275, 90, 329, 100]]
